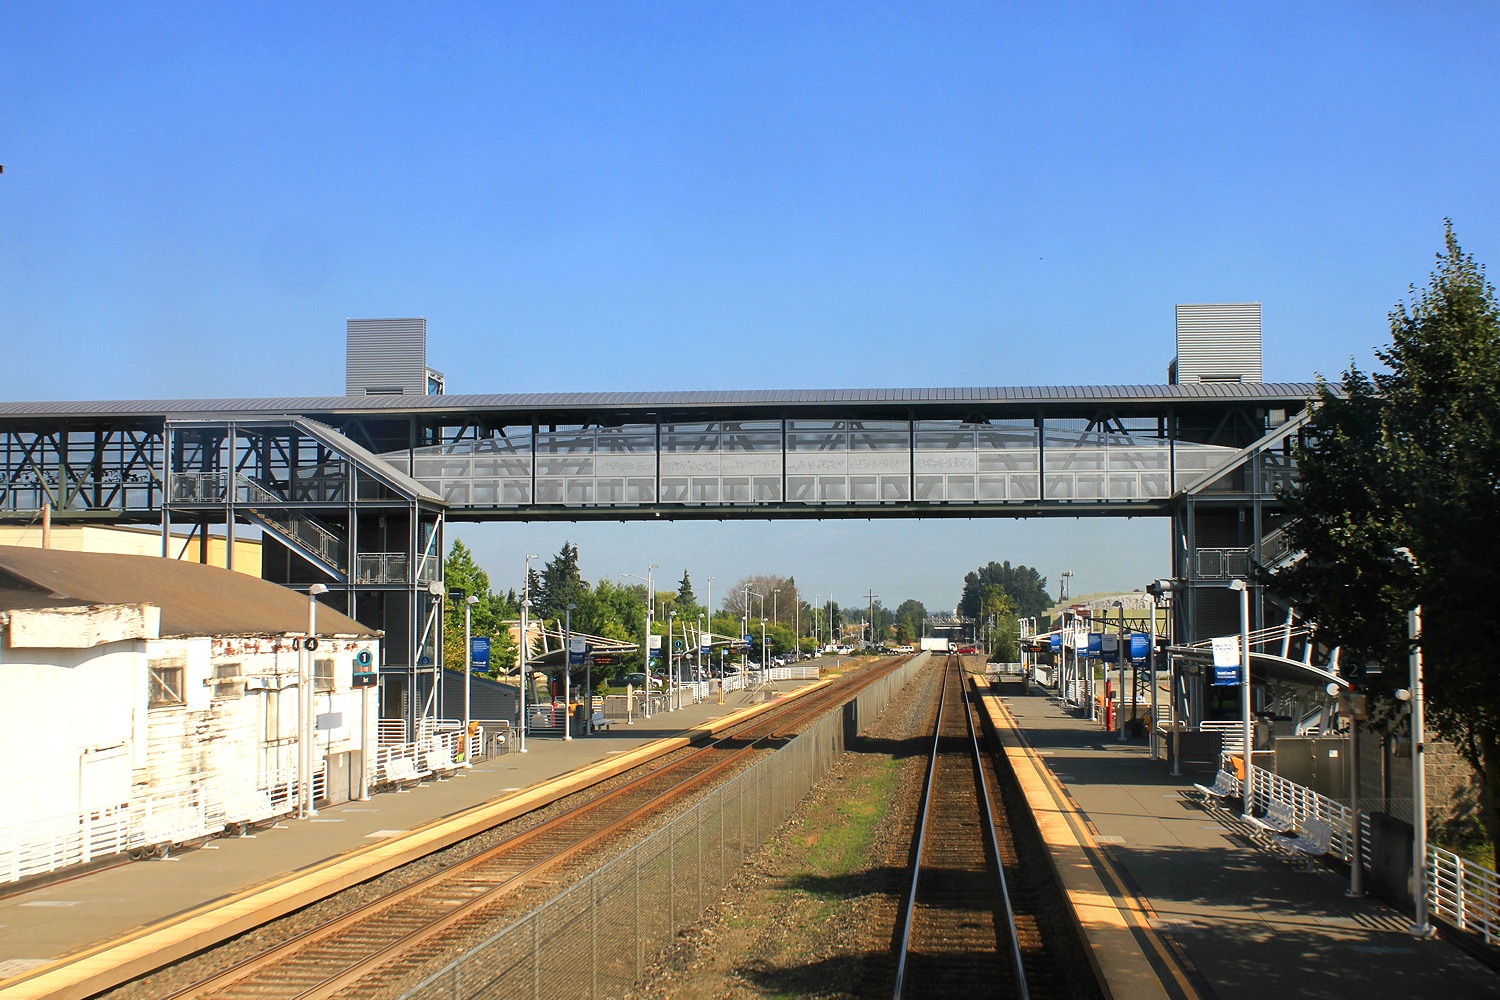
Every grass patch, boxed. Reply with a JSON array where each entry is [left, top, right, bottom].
[[782, 759, 898, 902]]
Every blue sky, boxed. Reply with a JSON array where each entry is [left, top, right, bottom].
[[3, 2, 1497, 613]]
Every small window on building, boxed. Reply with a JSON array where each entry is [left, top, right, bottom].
[[211, 661, 244, 700], [315, 657, 336, 692], [149, 659, 186, 708]]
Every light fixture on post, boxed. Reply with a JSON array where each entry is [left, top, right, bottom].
[[461, 592, 478, 761], [301, 584, 329, 820], [1148, 579, 1181, 772], [760, 618, 768, 679], [1395, 547, 1434, 938], [563, 602, 577, 741], [620, 567, 658, 719], [1330, 679, 1365, 899], [1227, 579, 1253, 818], [517, 591, 532, 754], [1113, 600, 1128, 743], [664, 608, 676, 710]]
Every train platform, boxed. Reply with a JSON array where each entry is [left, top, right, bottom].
[[982, 677, 1498, 1000], [0, 675, 821, 1000]]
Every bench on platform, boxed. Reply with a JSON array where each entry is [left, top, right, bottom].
[[1286, 817, 1334, 857], [590, 711, 613, 732], [1192, 768, 1242, 802], [383, 757, 429, 789], [423, 747, 466, 778], [1247, 801, 1298, 838]]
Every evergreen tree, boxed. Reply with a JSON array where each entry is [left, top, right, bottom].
[[676, 570, 697, 613], [1267, 223, 1500, 846], [958, 561, 1050, 620], [535, 541, 583, 619]]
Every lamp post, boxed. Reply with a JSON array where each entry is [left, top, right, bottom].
[[517, 596, 531, 753], [1395, 547, 1434, 937], [563, 602, 577, 740], [300, 584, 329, 819], [623, 566, 659, 718], [772, 589, 781, 628], [1228, 579, 1253, 818], [1146, 592, 1158, 760], [1148, 580, 1180, 770], [668, 608, 678, 710], [518, 555, 538, 752], [461, 592, 478, 760], [1113, 601, 1128, 743], [760, 619, 768, 680]]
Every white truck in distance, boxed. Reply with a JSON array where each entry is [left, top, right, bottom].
[[919, 637, 954, 652]]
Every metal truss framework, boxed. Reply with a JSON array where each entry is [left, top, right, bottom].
[[0, 385, 1319, 660]]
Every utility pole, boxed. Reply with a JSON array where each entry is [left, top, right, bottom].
[[866, 590, 876, 649]]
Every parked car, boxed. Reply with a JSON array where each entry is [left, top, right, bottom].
[[620, 672, 665, 689]]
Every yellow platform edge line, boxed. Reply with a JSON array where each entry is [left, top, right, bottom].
[[975, 685, 1196, 1000], [0, 680, 832, 1000]]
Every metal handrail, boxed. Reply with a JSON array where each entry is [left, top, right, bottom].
[[236, 475, 347, 566]]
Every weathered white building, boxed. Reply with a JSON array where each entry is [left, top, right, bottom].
[[0, 546, 380, 885]]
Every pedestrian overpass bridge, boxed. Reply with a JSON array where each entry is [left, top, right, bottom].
[[0, 380, 1318, 688]]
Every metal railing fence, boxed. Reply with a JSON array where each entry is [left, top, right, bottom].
[[0, 768, 308, 885], [1245, 763, 1500, 947], [398, 656, 918, 999]]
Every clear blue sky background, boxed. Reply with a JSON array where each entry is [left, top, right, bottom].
[[3, 2, 1497, 613]]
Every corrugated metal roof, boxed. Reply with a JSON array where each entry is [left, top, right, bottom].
[[0, 546, 377, 638], [0, 382, 1327, 420]]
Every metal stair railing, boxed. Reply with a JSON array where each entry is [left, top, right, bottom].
[[1257, 525, 1302, 571], [235, 475, 348, 574]]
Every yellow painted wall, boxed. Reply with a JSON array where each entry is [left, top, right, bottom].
[[0, 524, 263, 577]]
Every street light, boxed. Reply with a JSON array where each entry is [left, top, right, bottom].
[[761, 618, 768, 679], [519, 554, 538, 752], [668, 608, 679, 710], [460, 592, 479, 760], [1228, 579, 1253, 819], [301, 583, 329, 819], [563, 602, 577, 741], [623, 565, 658, 718], [1113, 601, 1128, 743], [517, 593, 532, 754], [1395, 547, 1434, 938]]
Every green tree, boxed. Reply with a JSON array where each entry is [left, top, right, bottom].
[[536, 541, 583, 619], [1266, 223, 1500, 846], [958, 561, 1050, 620], [675, 570, 698, 614], [894, 598, 927, 645], [442, 540, 517, 675]]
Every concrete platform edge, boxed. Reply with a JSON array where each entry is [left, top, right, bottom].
[[0, 680, 832, 1000], [975, 683, 1185, 1000]]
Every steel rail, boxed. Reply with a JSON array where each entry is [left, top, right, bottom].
[[891, 656, 1029, 1000], [157, 657, 910, 1000], [962, 665, 1031, 1000]]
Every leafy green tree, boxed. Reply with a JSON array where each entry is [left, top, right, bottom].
[[958, 561, 1050, 620], [442, 540, 517, 674], [1266, 223, 1500, 846], [894, 598, 927, 645]]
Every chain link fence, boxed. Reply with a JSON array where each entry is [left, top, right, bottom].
[[399, 656, 921, 999]]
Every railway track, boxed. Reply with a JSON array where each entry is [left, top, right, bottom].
[[151, 657, 910, 1000], [892, 655, 1029, 999]]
